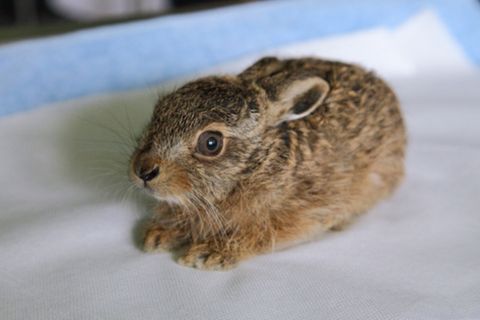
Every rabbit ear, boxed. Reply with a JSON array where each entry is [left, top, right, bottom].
[[239, 57, 283, 81], [270, 77, 330, 125]]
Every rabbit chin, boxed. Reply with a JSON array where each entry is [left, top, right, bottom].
[[151, 192, 182, 205]]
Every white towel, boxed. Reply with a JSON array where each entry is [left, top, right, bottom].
[[1, 11, 479, 320]]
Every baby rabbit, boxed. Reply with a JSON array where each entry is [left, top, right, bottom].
[[130, 57, 406, 270]]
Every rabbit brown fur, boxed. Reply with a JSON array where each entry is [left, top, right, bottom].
[[130, 57, 406, 270]]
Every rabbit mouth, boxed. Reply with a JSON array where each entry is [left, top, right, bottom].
[[136, 182, 183, 205]]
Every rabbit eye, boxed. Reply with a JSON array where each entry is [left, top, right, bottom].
[[196, 131, 223, 156]]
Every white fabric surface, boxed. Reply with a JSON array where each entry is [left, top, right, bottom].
[[1, 12, 479, 319]]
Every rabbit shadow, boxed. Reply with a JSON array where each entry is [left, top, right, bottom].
[[57, 88, 167, 250]]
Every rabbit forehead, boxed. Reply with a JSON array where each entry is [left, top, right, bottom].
[[152, 79, 253, 132], [143, 77, 256, 151]]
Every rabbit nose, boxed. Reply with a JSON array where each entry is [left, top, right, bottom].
[[136, 164, 159, 183]]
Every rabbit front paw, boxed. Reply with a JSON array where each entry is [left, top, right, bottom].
[[177, 243, 238, 271], [143, 225, 183, 252]]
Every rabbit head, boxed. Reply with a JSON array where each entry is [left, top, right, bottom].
[[129, 57, 330, 208]]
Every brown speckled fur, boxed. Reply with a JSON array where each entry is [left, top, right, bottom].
[[130, 57, 406, 270]]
